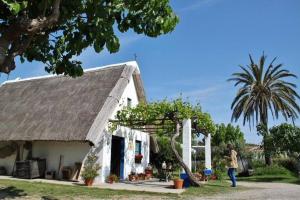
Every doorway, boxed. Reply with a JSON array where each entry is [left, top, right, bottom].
[[110, 136, 125, 179]]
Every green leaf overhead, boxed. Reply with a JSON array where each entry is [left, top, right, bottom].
[[0, 0, 179, 77]]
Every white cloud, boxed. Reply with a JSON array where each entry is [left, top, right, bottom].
[[171, 83, 229, 101], [179, 0, 221, 12]]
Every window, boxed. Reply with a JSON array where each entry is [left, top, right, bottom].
[[135, 140, 141, 155], [127, 98, 132, 108]]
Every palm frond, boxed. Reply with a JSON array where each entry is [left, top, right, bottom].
[[229, 53, 300, 129]]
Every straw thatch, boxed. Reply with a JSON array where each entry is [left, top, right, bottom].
[[0, 62, 145, 144]]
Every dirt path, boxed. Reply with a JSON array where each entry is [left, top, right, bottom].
[[195, 181, 300, 200]]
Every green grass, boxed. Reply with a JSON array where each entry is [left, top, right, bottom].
[[0, 179, 247, 199], [0, 179, 173, 199], [183, 180, 247, 197], [238, 174, 300, 185], [237, 164, 300, 185]]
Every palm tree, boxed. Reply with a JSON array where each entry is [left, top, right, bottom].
[[229, 53, 300, 165]]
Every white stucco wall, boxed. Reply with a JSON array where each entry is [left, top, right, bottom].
[[0, 70, 150, 184], [94, 127, 149, 183], [91, 73, 150, 184], [110, 75, 139, 120], [32, 141, 90, 179]]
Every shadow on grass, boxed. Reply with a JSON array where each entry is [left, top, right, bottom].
[[0, 186, 27, 199], [238, 176, 300, 185], [41, 196, 59, 200], [288, 179, 300, 185], [205, 183, 228, 188]]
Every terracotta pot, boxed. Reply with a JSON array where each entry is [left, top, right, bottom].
[[173, 179, 184, 189], [84, 178, 94, 186], [145, 173, 151, 179], [145, 169, 153, 176]]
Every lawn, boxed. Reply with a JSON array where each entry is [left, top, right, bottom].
[[183, 180, 246, 197], [238, 174, 300, 185], [0, 179, 246, 199]]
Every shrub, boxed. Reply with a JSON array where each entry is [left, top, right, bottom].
[[214, 169, 225, 181], [250, 159, 265, 169], [275, 158, 299, 174], [151, 136, 182, 171], [81, 154, 101, 180], [254, 165, 291, 176]]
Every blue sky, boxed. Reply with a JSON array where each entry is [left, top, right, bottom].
[[1, 0, 300, 144]]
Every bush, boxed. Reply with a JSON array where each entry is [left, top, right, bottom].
[[254, 165, 291, 176], [275, 158, 299, 174], [214, 169, 225, 181], [81, 154, 101, 180], [151, 136, 182, 171], [250, 159, 265, 169]]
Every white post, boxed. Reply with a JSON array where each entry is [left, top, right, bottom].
[[205, 133, 212, 170], [182, 119, 192, 172]]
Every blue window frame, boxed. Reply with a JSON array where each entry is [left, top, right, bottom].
[[135, 140, 141, 155]]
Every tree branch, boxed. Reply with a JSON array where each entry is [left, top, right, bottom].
[[171, 121, 201, 187], [27, 0, 61, 33], [0, 0, 62, 73]]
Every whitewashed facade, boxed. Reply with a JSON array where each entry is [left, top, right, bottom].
[[0, 61, 150, 184]]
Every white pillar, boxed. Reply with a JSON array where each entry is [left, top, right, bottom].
[[205, 133, 212, 170], [182, 119, 192, 171]]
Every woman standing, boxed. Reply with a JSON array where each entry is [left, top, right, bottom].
[[225, 144, 238, 187]]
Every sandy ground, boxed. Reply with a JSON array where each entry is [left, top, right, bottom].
[[195, 181, 300, 200]]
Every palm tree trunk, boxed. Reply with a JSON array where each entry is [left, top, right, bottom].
[[263, 135, 273, 166], [259, 116, 273, 166], [170, 121, 201, 187]]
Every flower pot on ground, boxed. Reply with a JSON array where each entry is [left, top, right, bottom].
[[138, 173, 146, 180], [173, 178, 184, 189], [106, 174, 119, 184], [81, 154, 101, 186], [145, 172, 152, 179], [128, 174, 137, 181], [84, 178, 94, 186]]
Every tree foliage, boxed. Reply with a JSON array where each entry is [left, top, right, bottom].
[[112, 99, 215, 135], [269, 123, 300, 154], [228, 53, 300, 165], [211, 123, 245, 173], [212, 123, 245, 147], [0, 0, 178, 77], [151, 136, 182, 170], [229, 53, 300, 128]]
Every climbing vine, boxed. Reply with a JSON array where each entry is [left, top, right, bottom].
[[110, 98, 216, 135], [109, 98, 215, 187]]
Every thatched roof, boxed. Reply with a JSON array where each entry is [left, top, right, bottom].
[[0, 61, 145, 144]]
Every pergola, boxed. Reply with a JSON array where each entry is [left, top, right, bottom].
[[109, 117, 212, 172]]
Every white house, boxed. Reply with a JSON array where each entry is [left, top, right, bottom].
[[0, 61, 150, 184]]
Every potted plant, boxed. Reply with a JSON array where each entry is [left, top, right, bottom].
[[128, 171, 137, 182], [173, 177, 184, 189], [145, 164, 153, 178], [81, 154, 101, 186], [135, 154, 143, 163], [138, 173, 146, 180], [106, 174, 119, 184]]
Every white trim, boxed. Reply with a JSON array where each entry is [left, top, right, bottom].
[[1, 61, 139, 85]]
